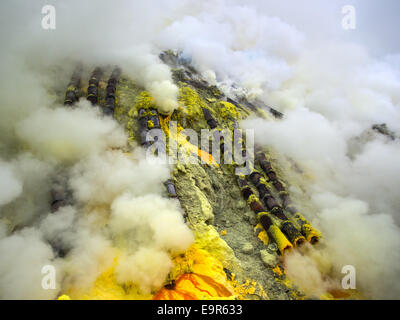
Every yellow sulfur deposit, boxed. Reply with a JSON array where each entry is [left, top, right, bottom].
[[153, 243, 267, 300], [255, 224, 269, 245], [153, 244, 235, 300], [160, 116, 219, 166], [61, 254, 153, 300], [58, 240, 239, 300], [153, 273, 232, 300], [301, 223, 322, 244], [272, 265, 284, 277], [147, 120, 154, 129], [178, 86, 207, 124], [218, 101, 240, 120], [267, 225, 293, 255], [133, 91, 157, 112]]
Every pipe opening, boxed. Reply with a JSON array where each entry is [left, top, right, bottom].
[[281, 245, 293, 255], [295, 237, 306, 247]]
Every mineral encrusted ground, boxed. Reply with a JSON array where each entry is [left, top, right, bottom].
[[51, 51, 321, 299]]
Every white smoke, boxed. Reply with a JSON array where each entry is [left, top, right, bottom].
[[16, 103, 127, 163], [241, 38, 400, 298], [119, 46, 179, 115], [70, 150, 170, 206], [157, 3, 303, 98], [116, 248, 173, 294], [0, 161, 22, 207], [0, 228, 58, 300], [110, 194, 194, 254]]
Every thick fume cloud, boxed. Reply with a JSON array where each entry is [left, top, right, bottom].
[[110, 194, 194, 253], [241, 40, 400, 298], [0, 161, 22, 206], [1, 0, 180, 115], [157, 4, 303, 98], [16, 103, 127, 163], [116, 248, 173, 294], [70, 150, 171, 206], [0, 228, 58, 300], [313, 193, 400, 299], [0, 154, 54, 227], [119, 46, 179, 115], [284, 245, 337, 298]]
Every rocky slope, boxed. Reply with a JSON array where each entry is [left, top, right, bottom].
[[51, 51, 361, 300]]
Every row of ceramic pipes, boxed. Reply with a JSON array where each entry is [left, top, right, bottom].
[[137, 105, 178, 199], [201, 101, 320, 254], [64, 66, 121, 117]]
